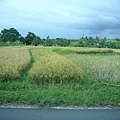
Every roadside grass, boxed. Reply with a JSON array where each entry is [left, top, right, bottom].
[[0, 46, 120, 107], [0, 75, 120, 107]]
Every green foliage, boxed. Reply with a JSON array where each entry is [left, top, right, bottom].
[[11, 40, 23, 46], [25, 32, 36, 45], [69, 40, 78, 47], [0, 41, 11, 46], [0, 27, 120, 49], [32, 36, 41, 46], [76, 36, 120, 49], [45, 39, 53, 46], [56, 38, 70, 46], [0, 28, 21, 42]]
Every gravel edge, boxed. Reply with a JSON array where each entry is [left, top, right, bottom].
[[0, 103, 120, 109]]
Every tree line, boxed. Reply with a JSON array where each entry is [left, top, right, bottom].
[[76, 36, 120, 49], [0, 28, 70, 46], [0, 28, 120, 49]]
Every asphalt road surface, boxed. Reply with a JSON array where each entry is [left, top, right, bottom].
[[0, 108, 120, 120]]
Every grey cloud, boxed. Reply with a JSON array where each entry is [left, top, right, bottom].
[[0, 0, 120, 39], [109, 32, 120, 34], [71, 14, 120, 35]]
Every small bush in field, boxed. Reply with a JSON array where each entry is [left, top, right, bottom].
[[28, 49, 83, 84]]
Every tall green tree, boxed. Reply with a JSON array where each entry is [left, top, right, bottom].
[[0, 33, 1, 41], [47, 35, 50, 40], [32, 36, 41, 46], [25, 32, 36, 45], [19, 36, 26, 44], [88, 36, 94, 47], [99, 37, 107, 48], [0, 28, 21, 42], [77, 38, 85, 47], [115, 38, 120, 42]]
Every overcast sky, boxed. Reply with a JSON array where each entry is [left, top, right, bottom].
[[0, 0, 120, 39]]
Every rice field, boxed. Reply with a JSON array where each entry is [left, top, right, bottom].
[[63, 52, 120, 80], [0, 47, 31, 81], [0, 46, 120, 107], [28, 48, 83, 84], [0, 46, 119, 82]]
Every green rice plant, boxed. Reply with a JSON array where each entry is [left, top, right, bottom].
[[0, 47, 31, 82], [28, 49, 83, 84]]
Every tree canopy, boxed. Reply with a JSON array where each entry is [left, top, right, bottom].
[[0, 28, 21, 42], [0, 27, 120, 49]]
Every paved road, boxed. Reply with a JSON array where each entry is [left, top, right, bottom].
[[0, 108, 120, 120]]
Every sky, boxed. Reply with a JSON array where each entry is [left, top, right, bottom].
[[0, 0, 120, 39]]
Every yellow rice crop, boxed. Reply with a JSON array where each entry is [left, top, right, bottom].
[[28, 49, 83, 84], [0, 47, 31, 81]]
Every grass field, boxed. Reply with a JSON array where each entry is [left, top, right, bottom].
[[0, 46, 120, 107]]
